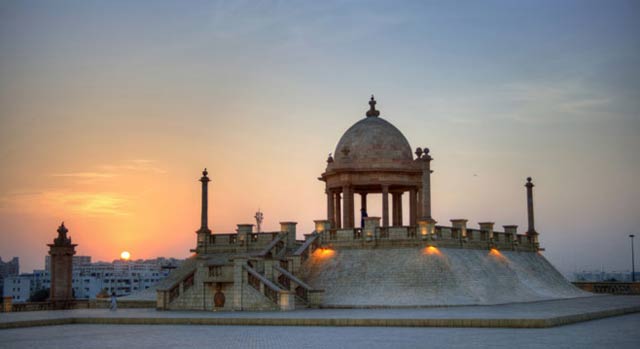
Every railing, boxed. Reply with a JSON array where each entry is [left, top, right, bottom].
[[257, 233, 286, 258], [183, 272, 194, 292], [273, 265, 315, 304], [294, 233, 320, 262], [169, 285, 180, 302], [244, 265, 282, 305]]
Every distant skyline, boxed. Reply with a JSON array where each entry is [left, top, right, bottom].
[[1, 1, 639, 274]]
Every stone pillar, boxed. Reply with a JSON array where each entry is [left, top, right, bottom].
[[48, 222, 77, 303], [314, 220, 331, 233], [335, 192, 342, 229], [409, 188, 417, 226], [342, 185, 354, 229], [363, 216, 381, 241], [199, 168, 211, 231], [504, 225, 518, 242], [326, 189, 334, 228], [382, 185, 389, 227], [360, 193, 367, 213], [236, 224, 253, 250], [525, 177, 537, 236], [479, 222, 495, 240], [397, 192, 403, 226], [360, 192, 368, 228], [416, 188, 423, 219], [420, 149, 434, 222], [418, 219, 437, 240], [196, 169, 212, 251], [3, 296, 13, 312], [232, 257, 247, 311], [280, 222, 297, 247], [392, 193, 398, 226], [450, 219, 468, 239]]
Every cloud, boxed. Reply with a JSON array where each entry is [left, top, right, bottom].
[[50, 172, 117, 179], [49, 159, 166, 184], [0, 190, 131, 217]]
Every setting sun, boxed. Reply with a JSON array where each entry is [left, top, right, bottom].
[[120, 251, 131, 260]]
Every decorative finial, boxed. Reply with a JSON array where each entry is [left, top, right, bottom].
[[527, 177, 532, 182], [327, 153, 334, 163], [366, 95, 380, 117], [203, 168, 208, 177], [415, 147, 423, 159]]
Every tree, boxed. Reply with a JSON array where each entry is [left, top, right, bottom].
[[29, 288, 49, 302]]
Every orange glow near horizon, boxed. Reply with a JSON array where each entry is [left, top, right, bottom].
[[423, 246, 441, 256]]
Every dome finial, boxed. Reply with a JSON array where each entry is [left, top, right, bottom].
[[366, 95, 380, 117]]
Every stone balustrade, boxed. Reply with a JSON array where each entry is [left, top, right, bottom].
[[314, 224, 538, 252]]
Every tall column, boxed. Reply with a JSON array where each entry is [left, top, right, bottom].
[[343, 185, 354, 228], [199, 168, 211, 232], [326, 188, 334, 227], [420, 148, 434, 222], [360, 193, 368, 228], [360, 193, 367, 213], [397, 192, 403, 226], [335, 192, 342, 229], [382, 185, 389, 227], [392, 193, 400, 226], [416, 187, 422, 219], [48, 222, 77, 304], [196, 168, 211, 251], [409, 188, 417, 226], [525, 177, 537, 236]]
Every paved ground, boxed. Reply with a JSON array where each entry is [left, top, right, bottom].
[[1, 295, 639, 325], [1, 313, 639, 349]]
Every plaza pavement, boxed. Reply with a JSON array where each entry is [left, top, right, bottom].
[[1, 295, 639, 329]]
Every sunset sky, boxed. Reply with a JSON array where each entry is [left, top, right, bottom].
[[1, 1, 639, 275]]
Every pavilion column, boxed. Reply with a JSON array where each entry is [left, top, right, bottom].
[[360, 193, 368, 228], [326, 188, 334, 228], [343, 185, 354, 229], [360, 193, 367, 213], [398, 192, 403, 226], [409, 188, 417, 226], [335, 192, 342, 229], [416, 187, 422, 219], [420, 149, 434, 222], [392, 193, 399, 226], [382, 185, 389, 227]]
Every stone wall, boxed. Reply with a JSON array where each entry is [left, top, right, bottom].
[[299, 247, 588, 307]]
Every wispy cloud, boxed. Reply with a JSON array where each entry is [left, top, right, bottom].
[[0, 190, 131, 216], [50, 172, 117, 179], [49, 159, 166, 184]]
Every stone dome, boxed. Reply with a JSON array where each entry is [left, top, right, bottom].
[[332, 113, 413, 170]]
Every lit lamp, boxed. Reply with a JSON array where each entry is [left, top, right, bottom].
[[418, 220, 428, 240], [418, 219, 436, 241], [314, 220, 330, 234]]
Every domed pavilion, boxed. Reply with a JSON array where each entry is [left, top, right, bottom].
[[320, 96, 434, 229]]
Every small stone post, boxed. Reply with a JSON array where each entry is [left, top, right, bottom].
[[503, 225, 518, 242], [451, 219, 468, 241], [280, 222, 297, 247], [363, 217, 380, 242], [479, 222, 495, 241], [236, 224, 253, 251]]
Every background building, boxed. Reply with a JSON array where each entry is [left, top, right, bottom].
[[3, 256, 182, 303], [0, 257, 19, 297]]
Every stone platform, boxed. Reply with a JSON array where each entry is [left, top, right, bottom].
[[1, 295, 639, 330]]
